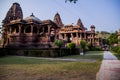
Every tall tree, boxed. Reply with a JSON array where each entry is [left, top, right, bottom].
[[107, 32, 118, 45]]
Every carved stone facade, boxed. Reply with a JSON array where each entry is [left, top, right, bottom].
[[59, 21, 101, 46], [2, 2, 101, 48]]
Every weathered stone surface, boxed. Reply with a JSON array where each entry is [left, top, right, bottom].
[[2, 2, 23, 24], [54, 12, 63, 28], [2, 2, 101, 48]]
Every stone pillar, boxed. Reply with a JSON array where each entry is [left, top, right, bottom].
[[64, 34, 67, 41], [10, 27, 12, 34], [48, 25, 51, 35], [43, 27, 44, 33], [71, 33, 73, 38], [37, 26, 39, 34], [92, 34, 95, 46], [53, 27, 56, 39], [30, 25, 33, 34], [80, 33, 82, 39], [48, 25, 51, 44], [18, 24, 21, 34], [84, 32, 86, 39], [76, 33, 79, 45]]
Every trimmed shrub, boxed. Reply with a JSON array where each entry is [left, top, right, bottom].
[[80, 40, 86, 50], [54, 39, 63, 48], [67, 43, 76, 49], [66, 43, 76, 54]]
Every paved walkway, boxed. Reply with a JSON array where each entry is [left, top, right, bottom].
[[96, 51, 120, 80]]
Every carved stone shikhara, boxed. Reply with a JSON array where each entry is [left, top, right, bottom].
[[2, 2, 101, 48]]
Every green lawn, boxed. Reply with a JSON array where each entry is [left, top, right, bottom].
[[111, 51, 120, 60], [0, 51, 103, 80], [62, 51, 104, 61]]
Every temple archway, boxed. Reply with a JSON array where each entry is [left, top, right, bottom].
[[26, 26, 31, 33], [33, 27, 38, 33]]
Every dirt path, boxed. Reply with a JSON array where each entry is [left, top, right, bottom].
[[96, 51, 120, 80]]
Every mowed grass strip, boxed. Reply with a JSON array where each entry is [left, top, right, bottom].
[[111, 51, 120, 60], [0, 55, 101, 80], [62, 51, 104, 61]]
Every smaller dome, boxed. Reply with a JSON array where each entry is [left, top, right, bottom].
[[24, 13, 41, 23], [90, 25, 95, 28]]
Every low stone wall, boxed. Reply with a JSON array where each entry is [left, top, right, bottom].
[[2, 48, 80, 57]]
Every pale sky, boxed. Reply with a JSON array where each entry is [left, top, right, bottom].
[[0, 0, 120, 32]]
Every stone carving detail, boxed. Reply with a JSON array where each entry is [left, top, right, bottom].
[[2, 2, 23, 24], [54, 13, 63, 28]]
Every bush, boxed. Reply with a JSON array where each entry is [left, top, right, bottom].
[[90, 47, 103, 51], [111, 46, 120, 59], [24, 50, 51, 57], [80, 40, 86, 49], [67, 43, 76, 49], [54, 39, 63, 48], [66, 43, 76, 55], [112, 46, 120, 53]]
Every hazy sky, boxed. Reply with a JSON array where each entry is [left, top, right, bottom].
[[0, 0, 120, 32]]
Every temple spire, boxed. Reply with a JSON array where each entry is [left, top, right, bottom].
[[54, 12, 63, 28], [2, 2, 23, 24], [77, 18, 82, 27], [77, 18, 87, 30]]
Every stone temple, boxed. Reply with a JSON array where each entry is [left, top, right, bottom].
[[2, 2, 101, 48]]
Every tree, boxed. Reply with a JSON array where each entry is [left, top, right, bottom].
[[54, 39, 63, 56], [80, 40, 86, 49], [80, 40, 86, 52], [54, 39, 63, 48], [102, 38, 109, 45], [65, 0, 78, 3], [67, 43, 76, 49], [67, 43, 76, 54], [107, 32, 118, 45]]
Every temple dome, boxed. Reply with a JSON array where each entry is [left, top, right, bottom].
[[24, 13, 41, 23]]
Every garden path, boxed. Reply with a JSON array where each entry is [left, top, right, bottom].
[[96, 51, 120, 80]]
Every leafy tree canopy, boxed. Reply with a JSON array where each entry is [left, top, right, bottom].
[[107, 32, 118, 45], [80, 40, 86, 49], [54, 39, 63, 48], [67, 43, 76, 49], [65, 0, 78, 3]]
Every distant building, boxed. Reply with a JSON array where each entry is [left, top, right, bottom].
[[2, 2, 101, 48]]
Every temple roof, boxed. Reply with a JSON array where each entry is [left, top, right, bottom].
[[24, 13, 41, 23], [90, 25, 95, 28], [42, 20, 58, 28], [77, 18, 87, 30], [54, 12, 63, 27]]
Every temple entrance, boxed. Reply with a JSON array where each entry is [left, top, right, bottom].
[[67, 33, 71, 43], [50, 35, 55, 42]]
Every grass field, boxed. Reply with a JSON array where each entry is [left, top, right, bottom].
[[111, 51, 120, 60], [62, 51, 104, 61], [0, 51, 103, 80]]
